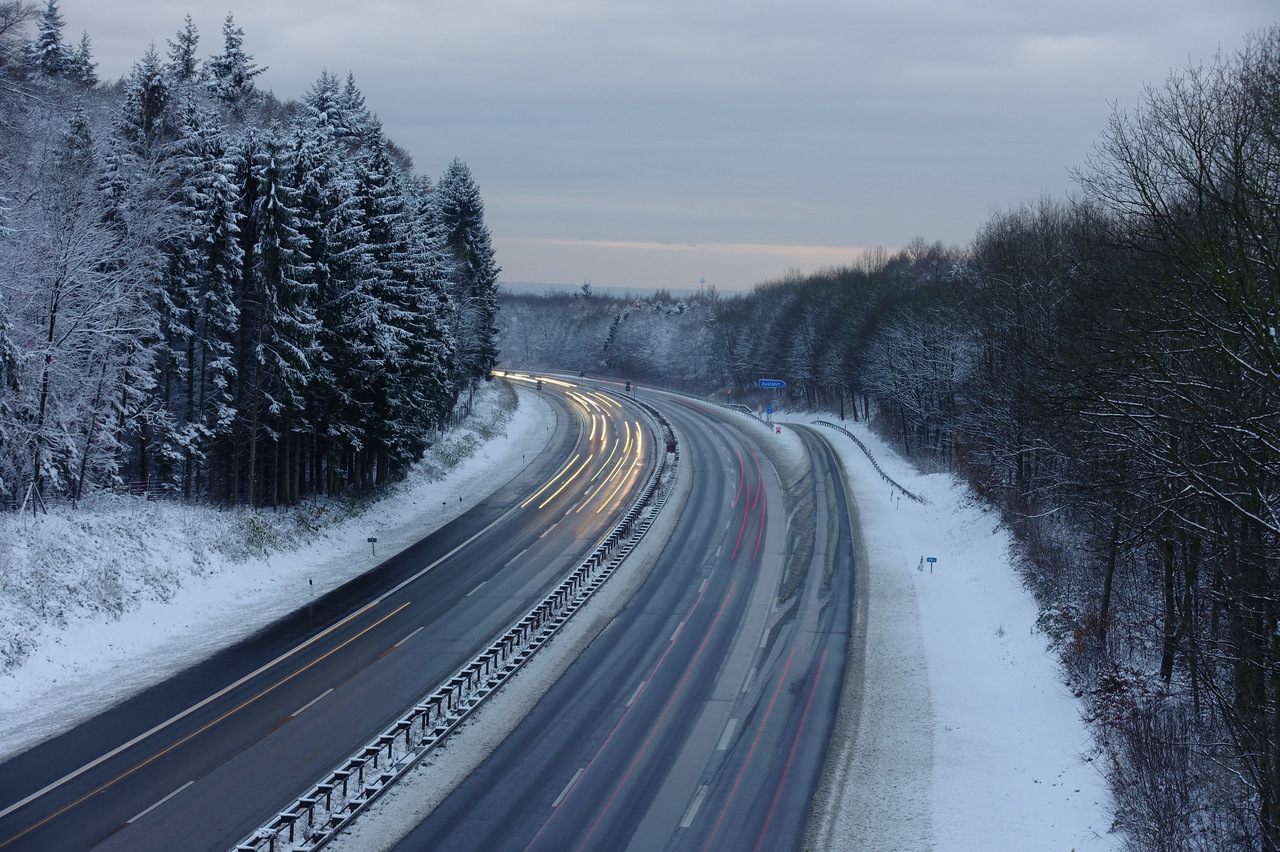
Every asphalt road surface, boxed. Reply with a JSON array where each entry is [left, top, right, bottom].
[[0, 378, 655, 852], [391, 389, 856, 852]]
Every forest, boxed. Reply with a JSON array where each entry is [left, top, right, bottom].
[[498, 26, 1280, 852], [0, 2, 500, 511]]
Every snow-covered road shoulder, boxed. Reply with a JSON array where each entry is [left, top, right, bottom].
[[0, 385, 555, 762], [790, 415, 1115, 851]]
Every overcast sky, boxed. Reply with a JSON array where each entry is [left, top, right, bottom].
[[58, 0, 1278, 290]]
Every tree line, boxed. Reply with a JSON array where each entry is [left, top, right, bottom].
[[498, 26, 1280, 851], [0, 2, 500, 510]]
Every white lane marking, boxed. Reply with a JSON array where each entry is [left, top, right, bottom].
[[680, 784, 709, 828], [743, 667, 756, 694], [540, 521, 560, 539], [466, 581, 486, 597], [725, 519, 731, 530], [625, 680, 647, 708], [671, 621, 686, 643], [715, 546, 722, 559], [699, 578, 709, 595], [292, 688, 335, 718], [553, 767, 586, 808], [395, 627, 425, 647], [717, 718, 738, 751], [504, 547, 530, 568], [127, 780, 194, 824], [0, 597, 381, 822], [1, 457, 555, 821]]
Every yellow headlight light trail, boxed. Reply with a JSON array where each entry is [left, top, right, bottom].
[[565, 396, 590, 428], [599, 414, 608, 448], [590, 439, 620, 483], [590, 391, 622, 409], [577, 440, 631, 514], [622, 420, 633, 456], [537, 453, 594, 509], [566, 390, 604, 413], [588, 413, 598, 443], [535, 375, 577, 389], [520, 453, 581, 509], [597, 423, 645, 514]]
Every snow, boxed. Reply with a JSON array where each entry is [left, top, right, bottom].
[[0, 384, 556, 762], [779, 412, 1115, 851], [0, 389, 1116, 851]]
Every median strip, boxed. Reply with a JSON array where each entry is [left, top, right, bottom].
[[230, 396, 680, 852]]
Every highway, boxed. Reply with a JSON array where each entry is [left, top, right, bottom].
[[391, 390, 856, 852], [0, 378, 656, 852]]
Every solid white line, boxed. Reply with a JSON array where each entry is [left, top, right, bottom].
[[395, 626, 425, 647], [717, 718, 738, 751], [292, 688, 334, 718], [466, 581, 486, 597], [127, 780, 194, 824], [553, 768, 586, 808], [625, 680, 647, 708], [680, 784, 709, 828], [0, 598, 382, 821]]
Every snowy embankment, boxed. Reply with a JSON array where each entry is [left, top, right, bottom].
[[788, 413, 1115, 851], [0, 383, 555, 762]]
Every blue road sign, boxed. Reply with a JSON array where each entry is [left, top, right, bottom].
[[758, 379, 786, 388]]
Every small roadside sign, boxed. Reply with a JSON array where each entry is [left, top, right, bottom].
[[757, 379, 786, 388]]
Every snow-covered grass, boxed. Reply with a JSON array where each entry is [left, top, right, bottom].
[[0, 382, 556, 761]]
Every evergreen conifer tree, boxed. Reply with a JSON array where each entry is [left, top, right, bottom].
[[67, 30, 95, 87], [435, 157, 499, 392], [206, 14, 264, 112], [27, 0, 71, 78], [166, 15, 200, 84]]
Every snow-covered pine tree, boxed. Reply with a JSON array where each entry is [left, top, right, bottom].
[[116, 44, 176, 149], [241, 131, 316, 506], [435, 157, 499, 397], [67, 30, 95, 87], [166, 15, 199, 85], [405, 173, 458, 427], [293, 80, 378, 494], [337, 71, 374, 147], [26, 0, 72, 79], [206, 14, 264, 114], [350, 129, 454, 484]]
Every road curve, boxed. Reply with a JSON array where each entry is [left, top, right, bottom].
[[0, 379, 656, 852], [391, 391, 856, 852]]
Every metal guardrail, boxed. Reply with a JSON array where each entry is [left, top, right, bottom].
[[230, 401, 679, 852], [814, 420, 927, 504]]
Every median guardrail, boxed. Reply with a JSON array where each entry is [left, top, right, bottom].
[[230, 399, 679, 852]]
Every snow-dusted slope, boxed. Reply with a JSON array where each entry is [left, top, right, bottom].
[[0, 385, 555, 761]]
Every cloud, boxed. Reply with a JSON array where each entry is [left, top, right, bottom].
[[497, 237, 875, 290]]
